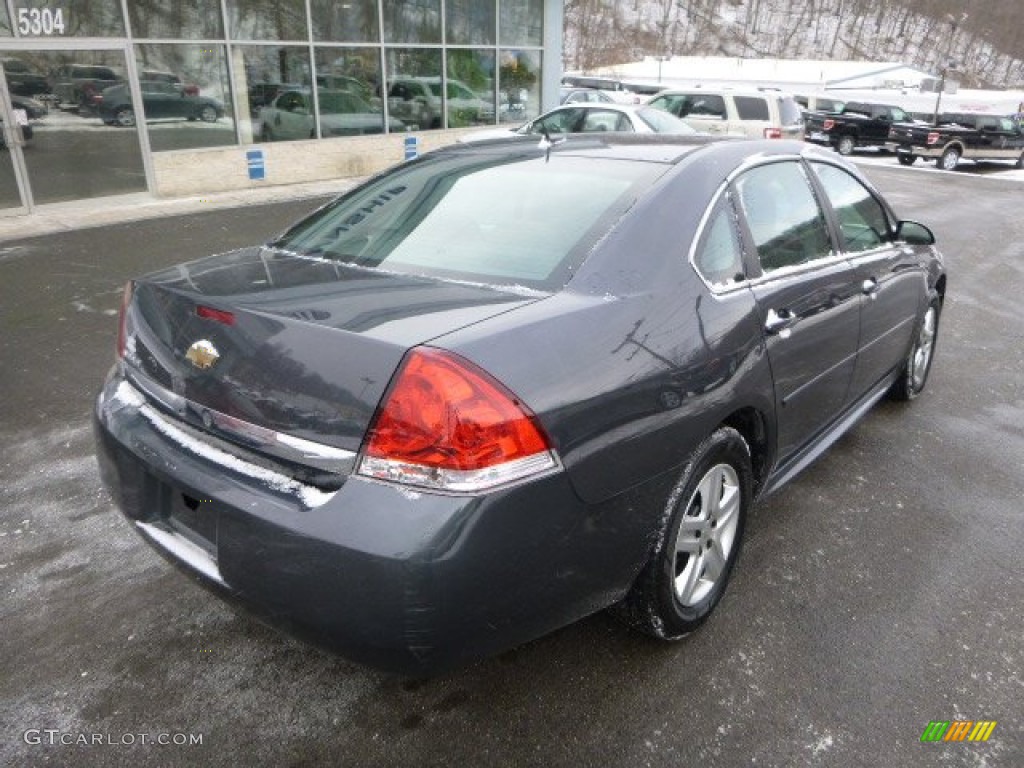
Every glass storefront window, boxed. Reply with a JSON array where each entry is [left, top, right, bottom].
[[133, 44, 235, 151], [311, 0, 378, 43], [500, 0, 543, 46], [446, 50, 495, 127], [313, 47, 396, 135], [382, 0, 441, 44], [446, 0, 495, 46], [233, 45, 311, 143], [13, 1, 125, 37], [128, 1, 224, 39], [1, 7, 11, 36], [499, 49, 540, 123], [384, 49, 441, 130], [226, 0, 308, 41], [18, 49, 146, 203]]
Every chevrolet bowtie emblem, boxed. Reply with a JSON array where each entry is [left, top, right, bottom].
[[185, 339, 220, 370]]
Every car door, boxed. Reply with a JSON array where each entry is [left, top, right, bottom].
[[734, 160, 861, 462], [807, 160, 924, 398]]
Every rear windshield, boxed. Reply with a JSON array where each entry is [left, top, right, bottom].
[[777, 96, 804, 126], [271, 150, 663, 291]]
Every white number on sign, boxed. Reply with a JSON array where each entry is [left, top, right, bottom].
[[16, 8, 67, 36]]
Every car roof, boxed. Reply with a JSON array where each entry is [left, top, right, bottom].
[[652, 88, 794, 99]]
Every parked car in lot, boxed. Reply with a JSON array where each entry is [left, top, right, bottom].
[[560, 87, 615, 105], [647, 88, 805, 139], [804, 100, 912, 155], [97, 80, 224, 126], [886, 112, 1024, 169], [258, 88, 405, 140], [2, 56, 50, 96], [94, 135, 945, 675], [49, 63, 123, 112], [460, 102, 697, 142]]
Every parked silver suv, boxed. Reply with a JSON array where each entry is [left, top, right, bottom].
[[647, 88, 804, 140]]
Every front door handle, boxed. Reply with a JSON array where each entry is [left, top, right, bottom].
[[765, 308, 798, 338]]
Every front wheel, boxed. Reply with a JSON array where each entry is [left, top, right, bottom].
[[836, 135, 856, 155], [897, 154, 916, 166], [199, 105, 218, 123], [615, 427, 752, 639], [890, 300, 940, 401], [938, 147, 960, 171], [114, 107, 135, 127]]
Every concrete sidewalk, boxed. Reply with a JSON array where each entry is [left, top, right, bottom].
[[0, 177, 360, 242]]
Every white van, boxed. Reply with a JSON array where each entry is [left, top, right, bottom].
[[646, 88, 805, 140]]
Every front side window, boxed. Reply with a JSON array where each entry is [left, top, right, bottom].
[[734, 162, 833, 272], [527, 107, 581, 134], [685, 94, 726, 118], [810, 163, 891, 253]]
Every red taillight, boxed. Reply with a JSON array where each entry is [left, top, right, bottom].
[[116, 281, 133, 359], [763, 127, 782, 139], [927, 132, 940, 145], [196, 304, 235, 325], [359, 347, 558, 492], [823, 118, 835, 131]]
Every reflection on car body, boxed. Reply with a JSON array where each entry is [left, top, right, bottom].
[[94, 136, 946, 676]]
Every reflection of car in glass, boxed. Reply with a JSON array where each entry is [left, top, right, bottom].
[[97, 81, 224, 127], [95, 136, 945, 675], [247, 83, 297, 118], [11, 93, 48, 120], [387, 76, 494, 129], [50, 63, 123, 113], [0, 109, 33, 148], [258, 88, 404, 141], [140, 69, 200, 97], [2, 57, 51, 96], [461, 103, 698, 142]]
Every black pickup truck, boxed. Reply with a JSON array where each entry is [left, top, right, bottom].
[[804, 101, 911, 155], [886, 113, 1024, 170]]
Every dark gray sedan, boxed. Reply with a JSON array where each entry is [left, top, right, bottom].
[[94, 136, 945, 675]]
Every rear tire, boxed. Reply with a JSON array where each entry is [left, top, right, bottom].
[[1016, 152, 1024, 169], [836, 135, 856, 155], [890, 299, 940, 401], [114, 107, 135, 127], [615, 427, 751, 640], [897, 154, 916, 166], [199, 105, 218, 123]]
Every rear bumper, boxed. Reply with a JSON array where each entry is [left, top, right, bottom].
[[94, 370, 658, 675], [886, 142, 942, 158]]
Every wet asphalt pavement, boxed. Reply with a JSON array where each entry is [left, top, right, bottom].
[[1, 165, 1021, 767]]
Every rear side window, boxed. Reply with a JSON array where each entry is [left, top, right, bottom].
[[777, 97, 803, 126], [272, 153, 663, 291], [580, 110, 630, 132], [734, 96, 769, 121], [694, 201, 745, 288], [810, 163, 891, 252], [734, 162, 833, 272]]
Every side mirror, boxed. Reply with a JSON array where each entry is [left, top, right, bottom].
[[896, 220, 935, 246]]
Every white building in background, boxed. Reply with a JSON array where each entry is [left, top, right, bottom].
[[580, 55, 1024, 115]]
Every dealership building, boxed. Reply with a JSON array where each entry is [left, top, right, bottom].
[[0, 0, 562, 215]]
